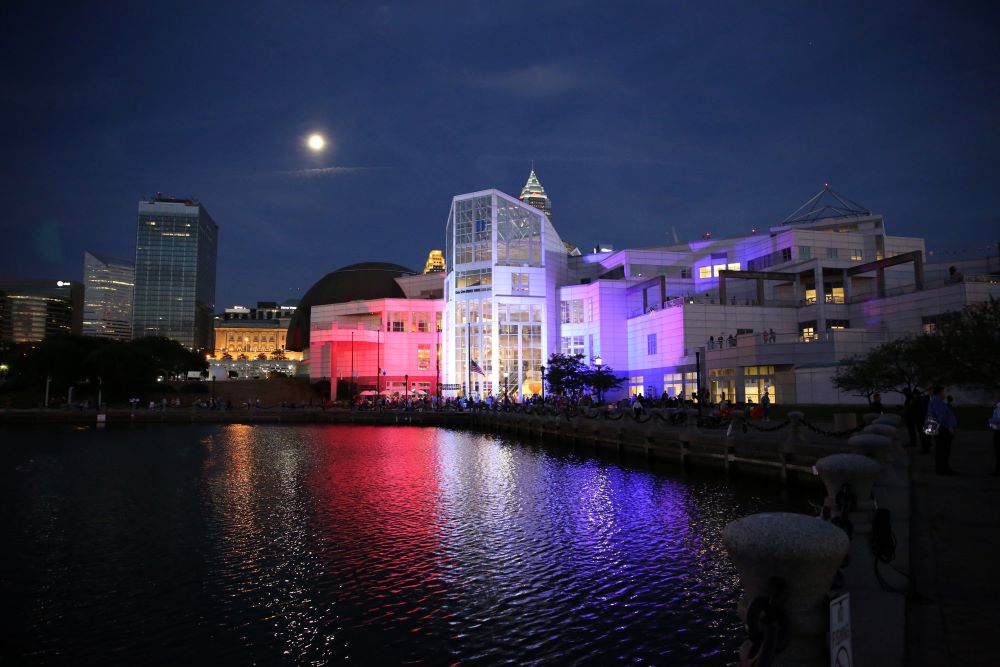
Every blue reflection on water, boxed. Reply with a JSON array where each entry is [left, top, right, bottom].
[[1, 424, 805, 665]]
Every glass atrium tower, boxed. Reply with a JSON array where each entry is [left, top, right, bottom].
[[82, 251, 135, 340], [132, 196, 218, 352], [443, 190, 568, 399]]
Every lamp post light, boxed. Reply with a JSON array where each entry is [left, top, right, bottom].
[[593, 356, 604, 404]]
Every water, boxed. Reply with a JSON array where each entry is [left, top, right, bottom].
[[1, 424, 808, 665]]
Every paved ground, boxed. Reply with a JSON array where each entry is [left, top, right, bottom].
[[908, 427, 1000, 666]]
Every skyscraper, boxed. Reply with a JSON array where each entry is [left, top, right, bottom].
[[132, 195, 218, 352], [518, 166, 553, 220], [0, 279, 83, 343], [82, 251, 135, 340]]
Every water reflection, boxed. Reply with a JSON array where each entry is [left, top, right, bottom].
[[2, 424, 804, 665]]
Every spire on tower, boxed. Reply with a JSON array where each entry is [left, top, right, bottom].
[[518, 165, 552, 220]]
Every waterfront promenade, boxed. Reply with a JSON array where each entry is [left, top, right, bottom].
[[908, 427, 1000, 666]]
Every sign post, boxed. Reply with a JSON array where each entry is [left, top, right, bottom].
[[829, 592, 852, 667]]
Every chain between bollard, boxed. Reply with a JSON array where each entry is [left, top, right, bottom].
[[744, 419, 790, 432], [800, 419, 866, 438]]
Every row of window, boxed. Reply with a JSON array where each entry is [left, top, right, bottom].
[[385, 311, 442, 333], [697, 262, 741, 279], [799, 247, 863, 261]]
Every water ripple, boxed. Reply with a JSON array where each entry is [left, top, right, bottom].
[[1, 424, 807, 665]]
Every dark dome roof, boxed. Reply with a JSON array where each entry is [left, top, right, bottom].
[[286, 262, 414, 351]]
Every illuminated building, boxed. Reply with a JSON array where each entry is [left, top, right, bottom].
[[292, 264, 444, 392], [518, 166, 553, 220], [305, 181, 1000, 405], [82, 252, 134, 340], [0, 279, 83, 343], [209, 300, 301, 378], [424, 249, 446, 274], [132, 195, 218, 352]]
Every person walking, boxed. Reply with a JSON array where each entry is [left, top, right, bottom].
[[903, 388, 919, 447], [990, 393, 1000, 475], [928, 385, 957, 475]]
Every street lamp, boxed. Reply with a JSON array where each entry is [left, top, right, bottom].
[[593, 356, 604, 404]]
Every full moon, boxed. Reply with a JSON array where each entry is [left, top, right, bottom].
[[307, 133, 326, 151]]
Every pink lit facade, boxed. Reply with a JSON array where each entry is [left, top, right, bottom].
[[305, 181, 1000, 406], [310, 298, 444, 400]]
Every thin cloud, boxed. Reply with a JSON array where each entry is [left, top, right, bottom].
[[277, 166, 376, 178], [460, 63, 593, 99]]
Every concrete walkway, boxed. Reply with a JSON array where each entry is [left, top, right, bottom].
[[908, 428, 1000, 666]]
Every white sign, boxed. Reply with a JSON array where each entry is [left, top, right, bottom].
[[830, 593, 852, 667]]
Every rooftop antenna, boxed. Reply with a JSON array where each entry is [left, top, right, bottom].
[[671, 226, 679, 244]]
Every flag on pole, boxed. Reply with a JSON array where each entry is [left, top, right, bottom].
[[470, 358, 486, 377]]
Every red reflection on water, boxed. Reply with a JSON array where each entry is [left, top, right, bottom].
[[307, 426, 450, 634]]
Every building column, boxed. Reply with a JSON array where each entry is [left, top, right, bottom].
[[735, 366, 746, 403], [815, 267, 826, 333], [756, 278, 765, 305], [719, 274, 728, 305]]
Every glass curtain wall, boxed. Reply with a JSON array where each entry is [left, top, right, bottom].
[[446, 192, 547, 400]]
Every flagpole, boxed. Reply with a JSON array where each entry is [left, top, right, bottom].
[[466, 321, 471, 398]]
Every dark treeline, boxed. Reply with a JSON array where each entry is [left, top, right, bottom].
[[0, 335, 207, 404]]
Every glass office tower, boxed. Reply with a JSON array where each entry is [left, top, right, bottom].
[[132, 196, 218, 352], [82, 251, 135, 340]]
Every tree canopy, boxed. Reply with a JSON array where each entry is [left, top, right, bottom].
[[1, 335, 207, 401], [831, 297, 1000, 400]]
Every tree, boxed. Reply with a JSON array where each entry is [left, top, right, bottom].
[[874, 336, 946, 396], [831, 353, 892, 406], [583, 362, 625, 403], [934, 297, 1000, 393], [544, 353, 588, 397]]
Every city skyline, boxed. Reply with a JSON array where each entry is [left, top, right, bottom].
[[1, 2, 998, 310]]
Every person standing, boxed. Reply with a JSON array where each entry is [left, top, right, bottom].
[[761, 388, 771, 421], [990, 393, 1000, 475], [903, 388, 919, 447], [928, 385, 957, 475], [871, 393, 884, 414]]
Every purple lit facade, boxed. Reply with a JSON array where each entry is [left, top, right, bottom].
[[308, 181, 1000, 405]]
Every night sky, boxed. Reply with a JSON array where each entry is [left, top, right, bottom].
[[1, 1, 998, 309]]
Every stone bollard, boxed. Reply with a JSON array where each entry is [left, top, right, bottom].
[[862, 412, 879, 425], [723, 513, 849, 666], [814, 453, 883, 533], [727, 412, 745, 438], [863, 423, 897, 439], [873, 413, 901, 427], [781, 411, 807, 453]]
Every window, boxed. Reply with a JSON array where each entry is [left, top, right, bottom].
[[827, 247, 838, 259], [850, 249, 863, 261], [781, 247, 792, 262], [417, 344, 431, 370], [511, 273, 529, 293], [413, 312, 430, 333], [663, 373, 683, 398], [827, 319, 849, 330], [698, 266, 713, 279], [560, 335, 585, 356], [387, 312, 406, 332], [456, 269, 492, 290], [560, 299, 586, 323], [680, 267, 691, 279], [629, 376, 644, 397], [647, 333, 657, 355], [799, 246, 811, 259]]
